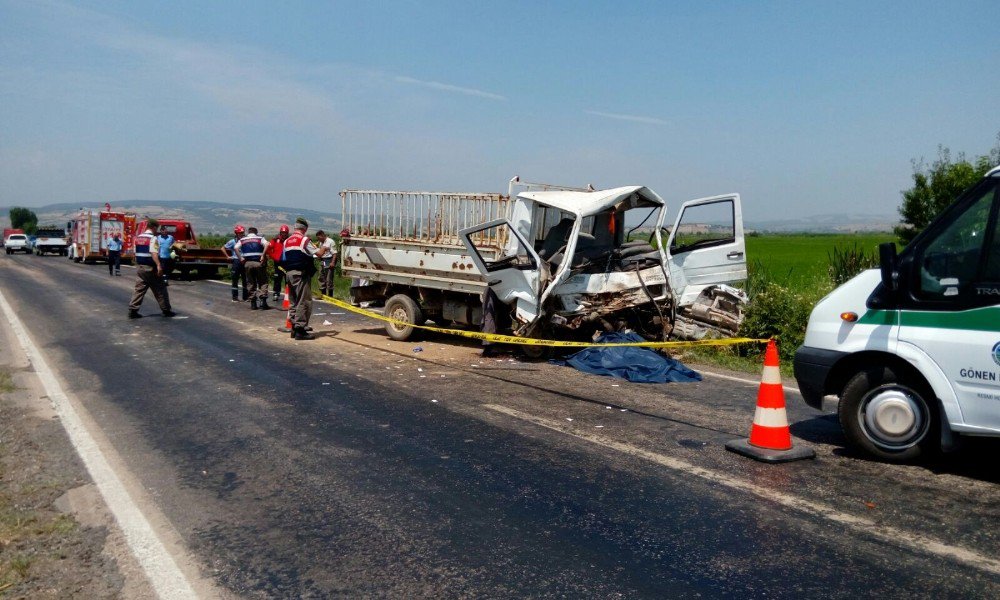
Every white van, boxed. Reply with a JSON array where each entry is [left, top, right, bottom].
[[794, 165, 1000, 462]]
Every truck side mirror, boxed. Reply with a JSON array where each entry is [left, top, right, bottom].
[[879, 242, 898, 291]]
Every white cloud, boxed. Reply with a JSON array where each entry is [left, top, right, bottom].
[[584, 110, 668, 126], [394, 76, 507, 101]]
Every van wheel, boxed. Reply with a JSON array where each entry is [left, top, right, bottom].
[[384, 294, 423, 341], [838, 367, 937, 463]]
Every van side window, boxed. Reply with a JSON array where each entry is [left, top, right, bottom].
[[915, 183, 997, 300]]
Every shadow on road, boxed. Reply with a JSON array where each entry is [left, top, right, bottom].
[[791, 414, 1000, 483]]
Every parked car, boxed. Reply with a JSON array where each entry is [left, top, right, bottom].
[[4, 233, 30, 254]]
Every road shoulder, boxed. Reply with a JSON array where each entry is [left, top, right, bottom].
[[0, 301, 153, 597]]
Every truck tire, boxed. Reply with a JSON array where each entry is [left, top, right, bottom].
[[384, 294, 423, 341], [838, 366, 937, 463]]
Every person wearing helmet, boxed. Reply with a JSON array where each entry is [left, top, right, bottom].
[[221, 225, 249, 302], [267, 224, 291, 302]]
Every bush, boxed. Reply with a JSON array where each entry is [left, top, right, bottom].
[[737, 261, 831, 362], [827, 242, 880, 286]]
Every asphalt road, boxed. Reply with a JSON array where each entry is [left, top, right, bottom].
[[2, 253, 998, 598]]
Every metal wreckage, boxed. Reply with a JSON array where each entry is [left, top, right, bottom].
[[339, 177, 748, 346]]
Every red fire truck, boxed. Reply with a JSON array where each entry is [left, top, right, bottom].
[[68, 206, 137, 264]]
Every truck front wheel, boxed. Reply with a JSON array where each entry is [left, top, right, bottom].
[[384, 294, 423, 341], [838, 367, 937, 463]]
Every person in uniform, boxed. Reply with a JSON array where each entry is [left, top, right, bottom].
[[128, 219, 175, 319], [283, 217, 317, 340], [222, 225, 249, 302], [157, 225, 175, 285], [235, 226, 270, 310], [315, 230, 337, 298], [268, 225, 290, 302], [106, 232, 123, 276]]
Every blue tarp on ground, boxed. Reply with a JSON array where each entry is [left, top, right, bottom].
[[557, 332, 702, 383]]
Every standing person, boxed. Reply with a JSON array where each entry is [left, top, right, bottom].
[[128, 219, 175, 319], [157, 225, 175, 285], [283, 217, 317, 340], [235, 227, 270, 310], [268, 225, 290, 302], [315, 230, 337, 298], [106, 232, 123, 276], [222, 225, 249, 302]]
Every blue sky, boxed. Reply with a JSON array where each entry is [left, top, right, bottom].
[[1, 0, 997, 221]]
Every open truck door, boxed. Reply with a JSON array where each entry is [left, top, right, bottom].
[[665, 193, 746, 304], [460, 218, 543, 325]]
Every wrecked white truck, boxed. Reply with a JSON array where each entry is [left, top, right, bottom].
[[339, 178, 747, 346]]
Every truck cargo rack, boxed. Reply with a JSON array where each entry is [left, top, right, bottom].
[[340, 190, 512, 249]]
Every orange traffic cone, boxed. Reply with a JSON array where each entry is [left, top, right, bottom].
[[277, 285, 293, 333], [725, 340, 815, 463]]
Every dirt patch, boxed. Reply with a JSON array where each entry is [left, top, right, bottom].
[[0, 368, 130, 598]]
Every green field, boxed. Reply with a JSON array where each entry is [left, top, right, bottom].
[[746, 232, 895, 287]]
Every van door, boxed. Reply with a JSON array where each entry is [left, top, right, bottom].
[[900, 175, 1000, 431], [460, 219, 543, 324], [665, 194, 746, 301]]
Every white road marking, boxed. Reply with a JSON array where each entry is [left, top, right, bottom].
[[0, 289, 199, 599], [483, 404, 1000, 577]]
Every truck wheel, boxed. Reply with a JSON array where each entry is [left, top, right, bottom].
[[838, 367, 937, 463], [384, 294, 423, 341]]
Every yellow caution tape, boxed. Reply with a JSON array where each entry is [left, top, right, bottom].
[[317, 293, 768, 349]]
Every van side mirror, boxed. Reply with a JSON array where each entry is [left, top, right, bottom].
[[879, 242, 898, 291]]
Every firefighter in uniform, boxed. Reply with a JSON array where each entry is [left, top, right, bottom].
[[283, 217, 317, 340], [128, 219, 175, 319], [235, 226, 271, 310]]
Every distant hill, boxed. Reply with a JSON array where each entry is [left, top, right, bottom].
[[1, 200, 897, 235], [0, 200, 343, 236], [746, 213, 897, 233]]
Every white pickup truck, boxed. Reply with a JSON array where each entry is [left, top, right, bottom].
[[32, 227, 69, 256], [340, 178, 748, 345], [4, 233, 30, 254]]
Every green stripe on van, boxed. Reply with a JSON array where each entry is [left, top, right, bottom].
[[858, 306, 1000, 331]]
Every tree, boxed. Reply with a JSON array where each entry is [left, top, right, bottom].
[[895, 135, 1000, 245], [8, 207, 38, 235]]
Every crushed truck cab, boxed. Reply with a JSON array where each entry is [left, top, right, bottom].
[[460, 182, 747, 340]]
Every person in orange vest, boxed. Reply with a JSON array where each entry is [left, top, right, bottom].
[[267, 224, 290, 302], [283, 217, 318, 340], [128, 218, 175, 319]]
